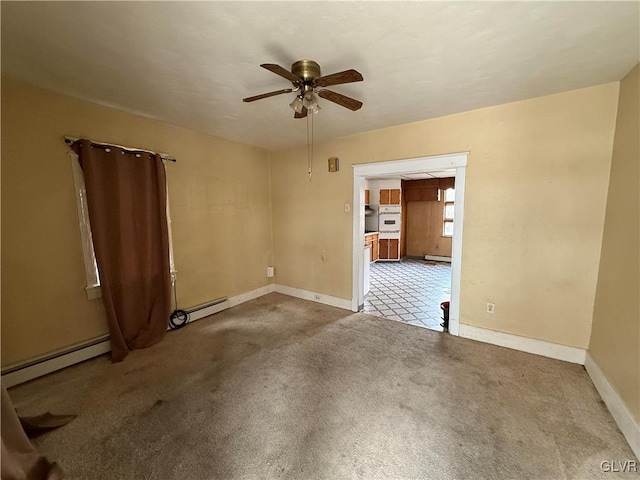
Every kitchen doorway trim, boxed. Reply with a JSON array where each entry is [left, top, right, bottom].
[[352, 152, 468, 336]]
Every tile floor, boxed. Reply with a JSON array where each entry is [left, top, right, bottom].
[[363, 258, 451, 331]]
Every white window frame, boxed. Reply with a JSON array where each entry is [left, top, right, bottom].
[[69, 151, 101, 299], [69, 151, 175, 300]]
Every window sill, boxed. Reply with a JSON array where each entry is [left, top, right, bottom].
[[85, 285, 102, 300]]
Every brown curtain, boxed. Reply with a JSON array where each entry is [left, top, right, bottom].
[[1, 386, 64, 480], [72, 140, 171, 362]]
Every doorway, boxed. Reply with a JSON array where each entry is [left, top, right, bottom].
[[363, 173, 455, 331], [351, 153, 468, 336]]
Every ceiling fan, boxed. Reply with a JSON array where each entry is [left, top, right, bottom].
[[243, 60, 364, 118]]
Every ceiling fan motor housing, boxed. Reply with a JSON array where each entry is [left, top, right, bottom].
[[292, 60, 321, 83]]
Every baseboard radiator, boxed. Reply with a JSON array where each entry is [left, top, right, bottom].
[[424, 255, 452, 262], [1, 297, 229, 388], [183, 297, 228, 321]]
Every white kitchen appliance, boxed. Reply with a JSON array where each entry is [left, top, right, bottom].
[[378, 205, 401, 233], [379, 213, 401, 232], [378, 205, 401, 261]]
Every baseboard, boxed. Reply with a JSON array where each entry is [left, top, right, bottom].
[[458, 324, 586, 364], [186, 284, 275, 322], [273, 284, 352, 310], [1, 284, 276, 388], [228, 284, 275, 308], [584, 352, 640, 460], [424, 255, 452, 262]]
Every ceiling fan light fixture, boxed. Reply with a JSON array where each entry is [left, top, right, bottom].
[[302, 91, 318, 109], [289, 96, 304, 113], [307, 102, 321, 115]]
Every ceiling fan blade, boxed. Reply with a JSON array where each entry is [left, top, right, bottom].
[[294, 107, 308, 119], [318, 90, 363, 111], [260, 64, 302, 84], [243, 88, 293, 102], [315, 69, 363, 87]]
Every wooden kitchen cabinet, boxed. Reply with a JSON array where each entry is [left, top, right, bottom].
[[378, 238, 399, 260], [364, 189, 370, 205], [388, 239, 399, 259], [379, 239, 389, 259], [364, 232, 379, 262], [379, 188, 401, 205]]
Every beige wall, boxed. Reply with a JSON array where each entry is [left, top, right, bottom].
[[588, 65, 640, 422], [270, 83, 619, 348], [0, 77, 626, 366], [1, 78, 272, 366]]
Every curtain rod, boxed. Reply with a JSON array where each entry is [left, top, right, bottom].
[[64, 136, 177, 163]]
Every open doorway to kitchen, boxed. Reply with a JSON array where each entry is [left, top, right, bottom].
[[362, 174, 455, 331], [352, 153, 467, 336]]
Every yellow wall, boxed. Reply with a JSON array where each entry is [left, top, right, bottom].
[[0, 77, 625, 366], [1, 78, 272, 366], [588, 65, 640, 422], [270, 83, 619, 348]]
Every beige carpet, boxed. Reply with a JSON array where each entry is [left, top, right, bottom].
[[8, 293, 636, 479]]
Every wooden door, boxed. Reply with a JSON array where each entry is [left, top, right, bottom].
[[388, 239, 399, 259], [379, 189, 390, 205], [405, 200, 452, 257], [364, 189, 370, 205], [390, 189, 401, 205], [378, 239, 389, 259]]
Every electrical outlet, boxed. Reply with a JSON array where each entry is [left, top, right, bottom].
[[486, 303, 495, 314], [266, 266, 274, 278], [344, 203, 351, 212], [314, 294, 321, 301]]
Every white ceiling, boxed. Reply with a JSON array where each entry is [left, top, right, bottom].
[[2, 2, 638, 151]]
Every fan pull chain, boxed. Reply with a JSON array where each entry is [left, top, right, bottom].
[[307, 112, 314, 182]]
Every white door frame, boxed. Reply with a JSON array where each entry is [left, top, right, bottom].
[[351, 152, 468, 336]]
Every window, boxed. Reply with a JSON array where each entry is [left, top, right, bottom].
[[443, 187, 455, 237], [69, 151, 175, 300], [70, 151, 101, 298]]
